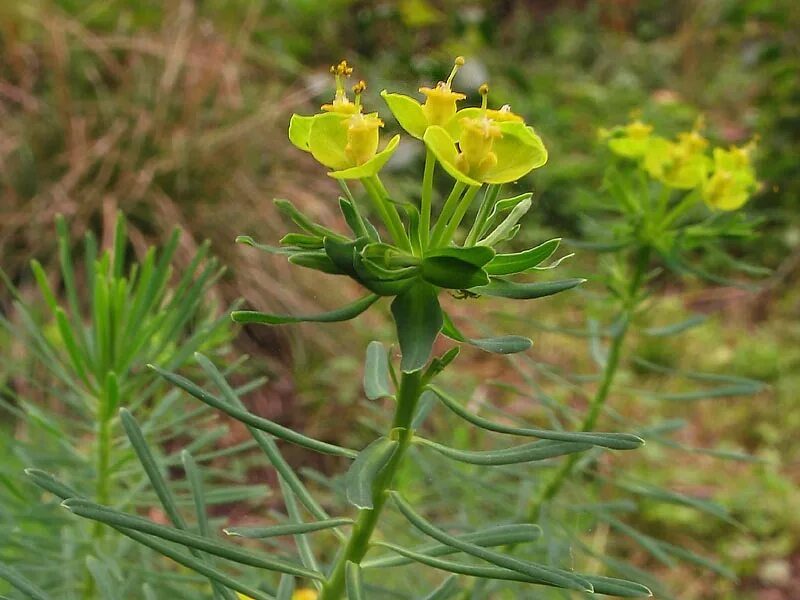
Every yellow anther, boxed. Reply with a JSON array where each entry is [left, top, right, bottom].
[[352, 80, 367, 94]]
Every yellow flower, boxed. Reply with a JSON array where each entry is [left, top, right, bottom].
[[702, 143, 758, 211], [422, 84, 547, 186], [643, 130, 711, 190], [344, 111, 384, 166], [606, 119, 654, 158], [381, 57, 467, 138]]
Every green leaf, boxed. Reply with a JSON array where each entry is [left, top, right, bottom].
[[345, 437, 399, 509], [391, 282, 443, 372], [103, 525, 275, 600], [275, 198, 347, 241], [289, 251, 346, 275], [644, 315, 708, 337], [389, 492, 593, 592], [151, 365, 358, 459], [324, 236, 365, 276], [193, 354, 340, 537], [339, 197, 377, 240], [429, 385, 644, 450], [363, 524, 542, 568], [25, 468, 83, 500], [276, 575, 295, 600], [479, 193, 532, 239], [478, 197, 532, 246], [421, 257, 490, 289], [181, 450, 210, 537], [63, 498, 322, 579], [414, 436, 591, 465], [474, 277, 586, 299], [280, 233, 325, 249], [0, 562, 51, 600], [289, 114, 316, 151], [411, 389, 439, 429], [381, 91, 428, 139], [441, 313, 531, 355], [85, 556, 116, 600], [225, 518, 354, 539], [231, 293, 379, 325], [346, 562, 366, 600], [484, 238, 561, 276], [235, 235, 296, 255], [425, 246, 495, 267], [328, 135, 402, 180], [421, 575, 460, 600], [364, 341, 393, 400], [578, 575, 652, 598]]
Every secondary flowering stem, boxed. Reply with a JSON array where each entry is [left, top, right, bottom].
[[420, 148, 436, 249], [527, 246, 651, 523], [429, 181, 468, 248], [319, 370, 423, 600], [360, 177, 411, 251], [438, 184, 481, 247]]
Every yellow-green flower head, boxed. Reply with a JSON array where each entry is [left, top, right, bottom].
[[423, 84, 548, 186], [306, 81, 400, 180], [643, 126, 711, 190], [702, 142, 758, 211], [345, 109, 384, 166], [606, 119, 654, 158], [381, 56, 467, 139], [321, 60, 360, 115]]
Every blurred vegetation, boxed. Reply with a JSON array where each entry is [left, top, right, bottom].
[[1, 1, 798, 599]]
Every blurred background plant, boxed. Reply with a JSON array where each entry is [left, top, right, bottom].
[[1, 1, 797, 598], [0, 214, 268, 598]]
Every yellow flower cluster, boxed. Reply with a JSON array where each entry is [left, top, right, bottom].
[[604, 119, 758, 211]]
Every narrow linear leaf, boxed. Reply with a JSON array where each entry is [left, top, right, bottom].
[[414, 436, 591, 466], [109, 526, 275, 600], [363, 524, 542, 569], [474, 278, 586, 299], [484, 238, 561, 275], [150, 365, 357, 459], [429, 385, 644, 450], [193, 354, 343, 541], [276, 575, 295, 600], [224, 518, 353, 539], [346, 562, 365, 600], [389, 492, 593, 592], [441, 313, 531, 355], [62, 499, 322, 580], [0, 562, 51, 600], [232, 294, 379, 325], [345, 437, 399, 509], [421, 575, 460, 600]]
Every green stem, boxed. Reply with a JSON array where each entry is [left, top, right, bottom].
[[464, 184, 501, 247], [360, 177, 411, 251], [526, 246, 651, 523], [435, 185, 481, 248], [662, 187, 701, 229], [319, 370, 423, 600], [429, 181, 467, 249], [83, 396, 113, 598], [420, 149, 436, 249]]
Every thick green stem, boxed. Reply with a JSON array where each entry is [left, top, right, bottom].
[[429, 181, 467, 249], [420, 149, 436, 249], [526, 246, 651, 523], [83, 397, 113, 599], [319, 370, 423, 600]]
